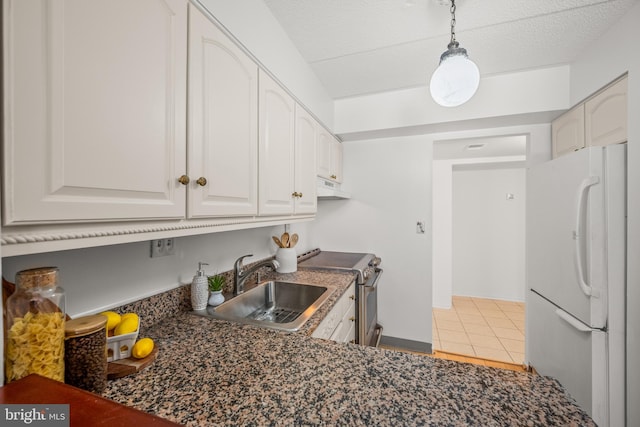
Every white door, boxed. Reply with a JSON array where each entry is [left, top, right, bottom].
[[258, 71, 295, 215], [528, 291, 608, 425], [187, 5, 258, 217], [3, 0, 187, 224], [527, 147, 605, 328]]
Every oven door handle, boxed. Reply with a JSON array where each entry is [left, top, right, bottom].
[[363, 268, 383, 289]]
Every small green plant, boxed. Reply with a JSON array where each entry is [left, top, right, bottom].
[[207, 274, 225, 292]]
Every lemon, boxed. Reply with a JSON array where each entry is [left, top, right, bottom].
[[113, 315, 138, 336], [120, 312, 139, 322], [132, 338, 154, 359], [100, 311, 121, 331]]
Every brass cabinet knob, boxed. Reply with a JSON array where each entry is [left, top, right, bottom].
[[292, 192, 302, 198], [349, 316, 355, 322], [330, 174, 337, 179], [178, 175, 190, 185], [298, 192, 303, 198], [196, 177, 207, 186], [349, 295, 355, 300]]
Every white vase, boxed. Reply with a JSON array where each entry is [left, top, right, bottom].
[[191, 277, 208, 311], [208, 291, 225, 307], [275, 247, 297, 273]]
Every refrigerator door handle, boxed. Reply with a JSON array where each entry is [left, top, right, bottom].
[[555, 308, 592, 333], [573, 176, 600, 298]]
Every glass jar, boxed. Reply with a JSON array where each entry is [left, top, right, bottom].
[[5, 267, 66, 383], [65, 315, 107, 393]]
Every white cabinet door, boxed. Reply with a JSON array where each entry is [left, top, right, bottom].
[[330, 139, 344, 183], [2, 0, 187, 225], [188, 5, 258, 218], [294, 106, 317, 214], [552, 104, 585, 159], [317, 129, 333, 179], [258, 71, 296, 215], [317, 130, 343, 183], [585, 76, 627, 148]]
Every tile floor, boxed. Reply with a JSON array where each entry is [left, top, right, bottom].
[[432, 296, 525, 364]]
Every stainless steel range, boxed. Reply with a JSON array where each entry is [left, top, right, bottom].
[[298, 249, 383, 347]]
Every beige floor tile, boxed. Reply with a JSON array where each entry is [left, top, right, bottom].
[[434, 311, 460, 322], [463, 323, 495, 336], [509, 352, 525, 364], [438, 330, 470, 345], [499, 337, 525, 353], [491, 326, 525, 340], [467, 334, 505, 350], [485, 317, 517, 329], [458, 313, 487, 325], [505, 310, 525, 321], [440, 341, 475, 355], [437, 319, 465, 332], [480, 309, 509, 319], [495, 301, 524, 313], [454, 306, 482, 316], [509, 318, 525, 330], [472, 346, 512, 362], [474, 300, 500, 310]]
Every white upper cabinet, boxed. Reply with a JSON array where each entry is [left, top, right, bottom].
[[2, 0, 188, 225], [317, 129, 343, 183], [258, 71, 317, 216], [585, 76, 627, 148], [258, 71, 296, 215], [187, 5, 258, 218], [294, 106, 318, 214], [552, 76, 627, 159], [552, 104, 585, 159]]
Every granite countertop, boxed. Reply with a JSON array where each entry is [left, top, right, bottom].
[[102, 270, 595, 426]]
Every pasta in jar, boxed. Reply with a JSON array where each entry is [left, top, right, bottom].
[[5, 267, 66, 384]]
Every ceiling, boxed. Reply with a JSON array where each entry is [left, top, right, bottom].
[[264, 0, 639, 100]]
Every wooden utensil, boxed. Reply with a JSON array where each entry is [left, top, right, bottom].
[[290, 234, 299, 248], [272, 236, 284, 248], [281, 233, 290, 248]]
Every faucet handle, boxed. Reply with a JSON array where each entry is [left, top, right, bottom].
[[234, 254, 253, 271]]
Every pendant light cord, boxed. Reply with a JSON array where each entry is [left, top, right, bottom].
[[449, 0, 457, 47]]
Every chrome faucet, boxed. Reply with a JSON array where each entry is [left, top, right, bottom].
[[233, 254, 279, 296]]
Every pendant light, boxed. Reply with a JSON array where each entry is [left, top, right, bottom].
[[429, 0, 479, 107]]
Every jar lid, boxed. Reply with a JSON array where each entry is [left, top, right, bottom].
[[65, 315, 107, 338], [15, 267, 59, 289]]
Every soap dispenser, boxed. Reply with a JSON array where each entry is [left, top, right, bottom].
[[191, 262, 209, 311]]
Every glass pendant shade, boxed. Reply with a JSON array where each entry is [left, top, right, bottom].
[[430, 46, 480, 107]]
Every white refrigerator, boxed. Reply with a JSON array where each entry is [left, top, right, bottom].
[[527, 144, 626, 427]]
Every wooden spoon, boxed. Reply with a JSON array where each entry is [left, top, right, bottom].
[[290, 234, 299, 248], [281, 233, 290, 248], [272, 236, 284, 248]]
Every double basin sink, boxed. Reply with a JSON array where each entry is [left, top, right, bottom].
[[193, 281, 336, 331]]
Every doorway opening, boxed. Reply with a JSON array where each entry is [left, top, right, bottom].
[[432, 134, 527, 365]]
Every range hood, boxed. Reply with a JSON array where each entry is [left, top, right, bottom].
[[317, 177, 351, 199]]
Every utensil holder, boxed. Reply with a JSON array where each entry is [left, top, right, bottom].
[[276, 248, 297, 273]]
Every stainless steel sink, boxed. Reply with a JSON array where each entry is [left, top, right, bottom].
[[192, 281, 336, 331]]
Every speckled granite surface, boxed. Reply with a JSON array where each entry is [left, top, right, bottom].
[[101, 270, 595, 427]]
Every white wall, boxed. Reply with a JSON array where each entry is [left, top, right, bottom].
[[569, 3, 640, 425], [307, 136, 432, 344], [2, 223, 313, 317], [334, 66, 570, 136], [452, 167, 525, 302], [196, 0, 334, 128]]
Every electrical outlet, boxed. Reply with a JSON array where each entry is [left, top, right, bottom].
[[165, 238, 175, 255], [150, 239, 175, 258]]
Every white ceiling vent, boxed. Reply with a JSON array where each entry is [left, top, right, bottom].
[[465, 143, 486, 151]]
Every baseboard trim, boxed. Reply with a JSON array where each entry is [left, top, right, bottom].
[[379, 335, 432, 354]]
